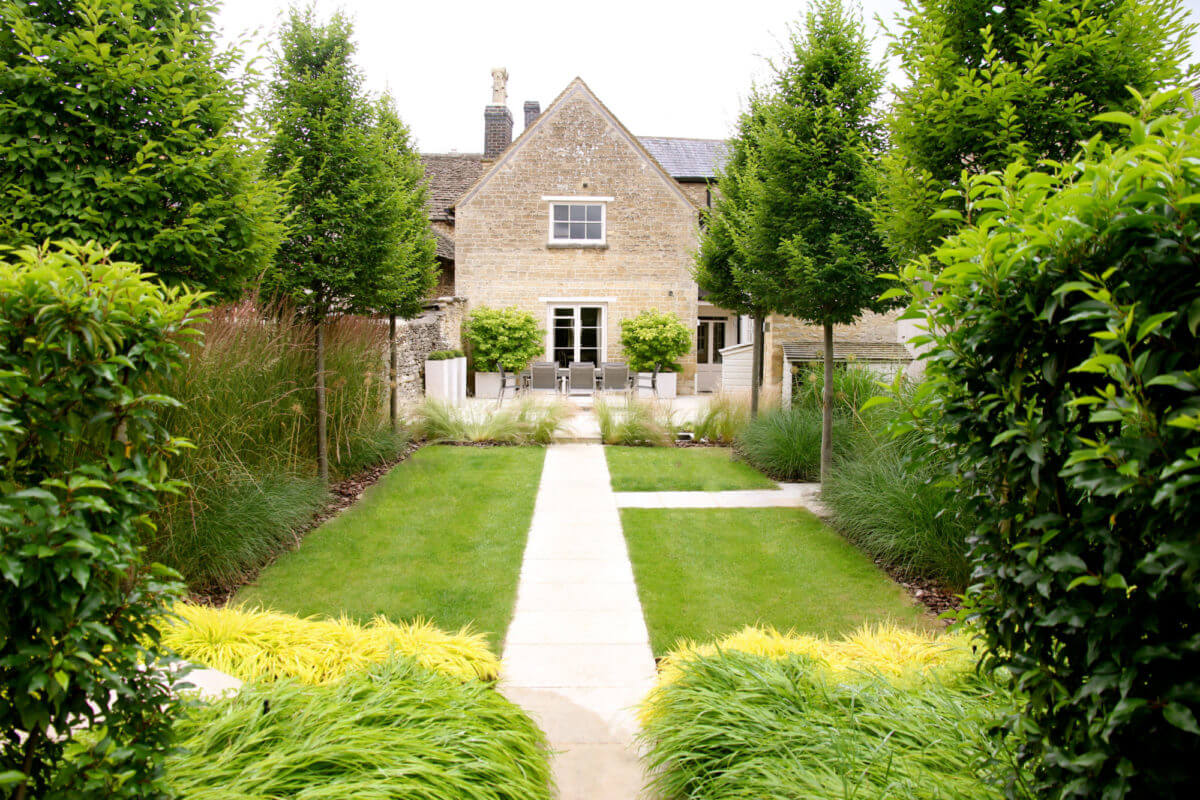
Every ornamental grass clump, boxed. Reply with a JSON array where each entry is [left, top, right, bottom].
[[823, 431, 972, 591], [168, 658, 553, 800], [149, 302, 409, 592], [163, 604, 500, 684], [649, 623, 975, 702], [690, 393, 751, 444], [412, 398, 568, 444], [596, 398, 675, 446], [639, 649, 1013, 800]]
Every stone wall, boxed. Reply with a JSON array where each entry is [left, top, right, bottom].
[[454, 80, 704, 392], [764, 309, 904, 389], [389, 297, 466, 399]]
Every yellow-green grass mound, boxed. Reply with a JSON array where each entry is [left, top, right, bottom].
[[646, 622, 974, 716], [163, 604, 500, 684]]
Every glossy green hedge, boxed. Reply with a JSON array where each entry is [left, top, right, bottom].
[[896, 95, 1200, 798], [0, 242, 202, 798]]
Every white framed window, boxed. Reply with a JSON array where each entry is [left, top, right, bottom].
[[543, 195, 611, 246], [548, 304, 606, 367]]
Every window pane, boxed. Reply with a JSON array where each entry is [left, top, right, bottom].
[[697, 323, 709, 364], [580, 348, 599, 366], [553, 222, 570, 239], [555, 307, 574, 318], [713, 323, 725, 364], [586, 204, 602, 221], [553, 205, 568, 221], [581, 327, 598, 348], [586, 222, 602, 239], [570, 222, 585, 239], [580, 307, 600, 326], [555, 326, 574, 349], [569, 205, 586, 221]]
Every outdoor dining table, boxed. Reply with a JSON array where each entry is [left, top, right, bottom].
[[518, 367, 632, 393]]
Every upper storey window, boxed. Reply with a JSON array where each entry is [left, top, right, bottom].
[[544, 196, 611, 247]]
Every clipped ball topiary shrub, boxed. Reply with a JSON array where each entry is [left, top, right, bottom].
[[619, 308, 691, 375], [462, 306, 544, 374], [899, 96, 1200, 798]]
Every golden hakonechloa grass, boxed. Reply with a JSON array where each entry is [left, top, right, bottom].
[[163, 604, 501, 684], [644, 623, 977, 721]]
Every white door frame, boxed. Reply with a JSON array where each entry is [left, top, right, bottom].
[[696, 315, 731, 393]]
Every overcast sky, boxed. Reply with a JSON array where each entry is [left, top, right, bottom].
[[214, 0, 1200, 154]]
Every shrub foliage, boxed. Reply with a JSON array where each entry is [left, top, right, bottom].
[[899, 99, 1200, 797], [618, 309, 691, 373], [0, 0, 285, 298], [0, 243, 201, 798], [462, 306, 544, 373]]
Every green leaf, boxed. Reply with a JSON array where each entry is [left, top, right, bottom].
[[1164, 703, 1200, 735]]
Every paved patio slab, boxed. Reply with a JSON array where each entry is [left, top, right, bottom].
[[501, 443, 657, 800]]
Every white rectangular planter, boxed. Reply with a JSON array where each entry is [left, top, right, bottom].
[[454, 357, 467, 407], [424, 359, 456, 401], [474, 371, 501, 399], [637, 371, 678, 398]]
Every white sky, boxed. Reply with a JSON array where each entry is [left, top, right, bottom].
[[214, 0, 1200, 154]]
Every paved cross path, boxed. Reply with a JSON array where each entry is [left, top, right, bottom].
[[501, 443, 656, 800]]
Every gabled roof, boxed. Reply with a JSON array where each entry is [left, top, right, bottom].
[[421, 153, 486, 221], [454, 77, 699, 212], [638, 136, 727, 180]]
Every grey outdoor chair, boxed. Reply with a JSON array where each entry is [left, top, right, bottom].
[[600, 362, 629, 392], [496, 369, 521, 406], [529, 362, 558, 392], [568, 361, 596, 396]]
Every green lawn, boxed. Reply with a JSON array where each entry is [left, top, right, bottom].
[[621, 508, 931, 654], [235, 446, 545, 650], [606, 446, 778, 492]]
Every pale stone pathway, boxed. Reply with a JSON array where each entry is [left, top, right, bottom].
[[614, 482, 829, 516], [501, 444, 656, 800]]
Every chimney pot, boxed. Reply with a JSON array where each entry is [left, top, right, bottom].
[[524, 101, 540, 130]]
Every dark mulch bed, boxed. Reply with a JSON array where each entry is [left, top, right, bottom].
[[187, 440, 422, 608], [870, 557, 963, 621]]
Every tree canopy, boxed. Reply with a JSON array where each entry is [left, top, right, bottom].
[[0, 0, 285, 299], [880, 0, 1197, 259]]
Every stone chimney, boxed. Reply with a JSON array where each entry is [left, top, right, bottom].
[[524, 101, 540, 130], [484, 67, 512, 159]]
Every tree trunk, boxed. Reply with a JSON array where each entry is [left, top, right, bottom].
[[750, 314, 765, 418], [14, 725, 40, 800], [315, 320, 329, 483], [820, 321, 834, 484], [388, 313, 398, 432]]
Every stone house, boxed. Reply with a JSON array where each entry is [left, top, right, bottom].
[[421, 73, 911, 396]]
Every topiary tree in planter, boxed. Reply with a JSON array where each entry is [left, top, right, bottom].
[[619, 309, 691, 396], [462, 306, 544, 398]]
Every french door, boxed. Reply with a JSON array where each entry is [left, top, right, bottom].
[[551, 306, 604, 367], [696, 317, 728, 393]]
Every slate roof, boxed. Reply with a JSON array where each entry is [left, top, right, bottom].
[[638, 136, 727, 180], [432, 230, 454, 260], [782, 341, 912, 363], [420, 153, 486, 221]]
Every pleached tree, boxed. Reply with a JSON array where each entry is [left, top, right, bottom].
[[263, 7, 435, 479], [697, 0, 893, 477]]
